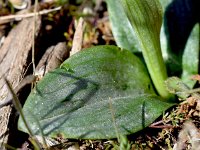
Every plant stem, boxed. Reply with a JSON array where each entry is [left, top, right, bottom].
[[120, 0, 173, 100]]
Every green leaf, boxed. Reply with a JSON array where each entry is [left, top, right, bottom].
[[120, 0, 172, 100], [18, 46, 174, 139], [159, 0, 175, 61], [181, 24, 199, 88], [160, 0, 183, 77], [106, 0, 172, 58], [161, 0, 199, 76], [165, 77, 190, 99], [106, 0, 141, 52]]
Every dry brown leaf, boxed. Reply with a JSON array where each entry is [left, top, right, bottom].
[[70, 17, 85, 56]]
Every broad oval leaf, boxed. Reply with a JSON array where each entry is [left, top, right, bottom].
[[18, 45, 174, 139]]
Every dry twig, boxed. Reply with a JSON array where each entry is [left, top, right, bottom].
[[0, 7, 61, 25]]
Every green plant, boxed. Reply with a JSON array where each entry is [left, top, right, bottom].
[[119, 0, 171, 99], [18, 0, 199, 140]]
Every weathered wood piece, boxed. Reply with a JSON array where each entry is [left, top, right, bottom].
[[0, 42, 69, 109], [0, 17, 41, 148], [35, 42, 69, 78], [0, 75, 37, 108]]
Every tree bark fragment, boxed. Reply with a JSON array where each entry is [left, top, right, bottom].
[[0, 17, 41, 148]]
